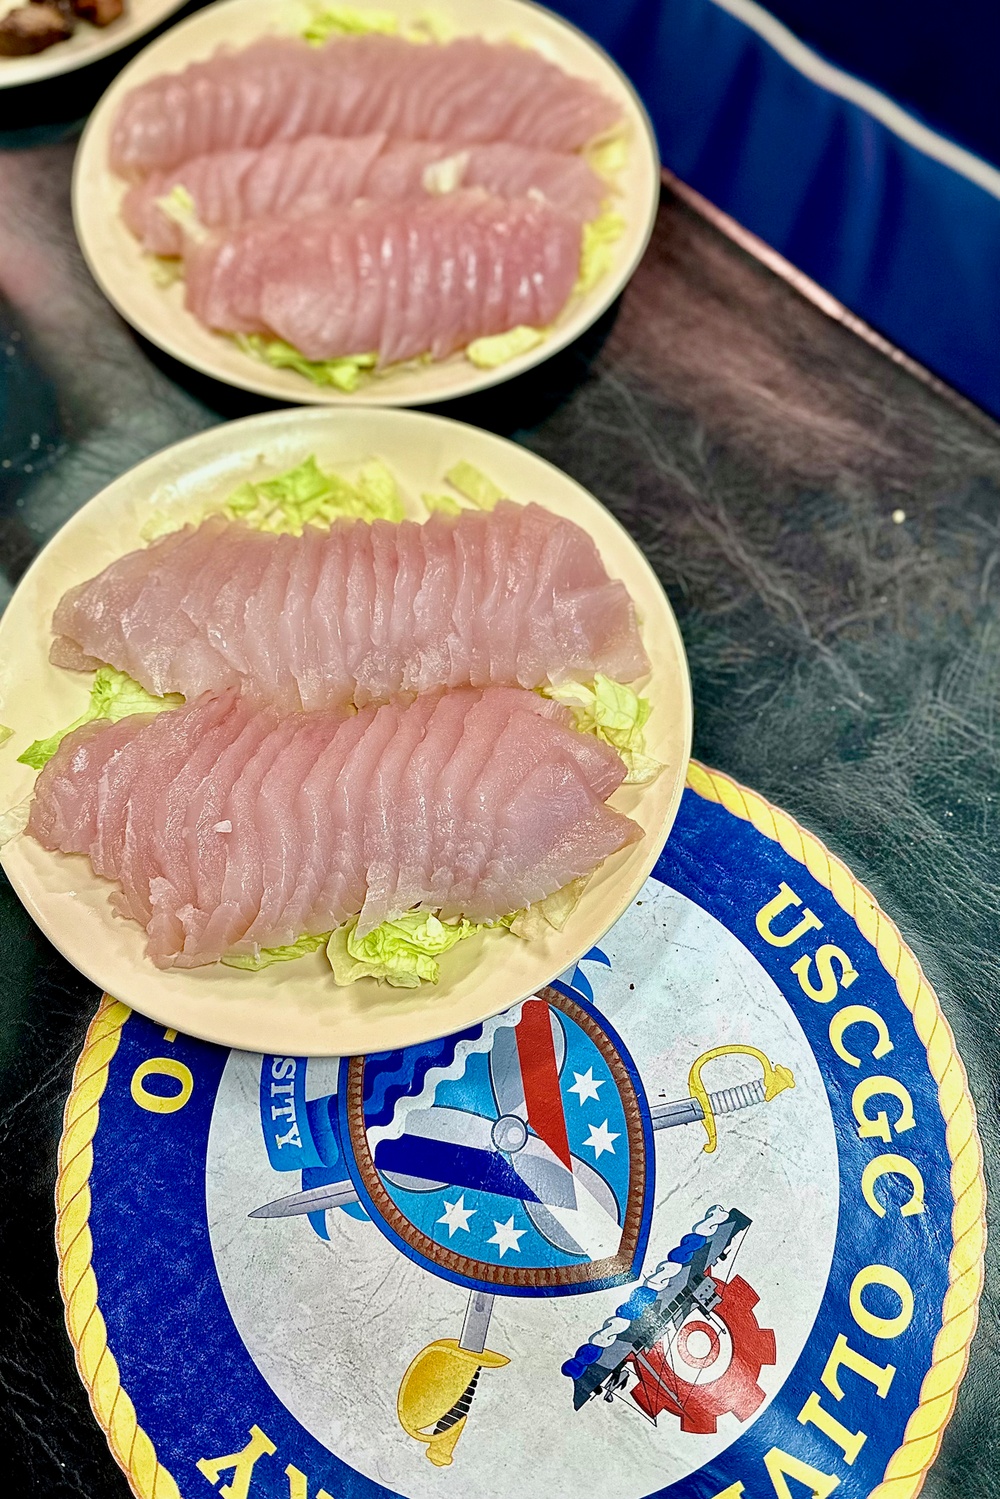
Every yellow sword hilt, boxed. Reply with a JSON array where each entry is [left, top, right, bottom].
[[397, 1338, 509, 1466], [687, 1044, 795, 1154]]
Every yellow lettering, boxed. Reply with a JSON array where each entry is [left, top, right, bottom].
[[829, 1005, 893, 1068], [797, 1391, 866, 1464], [861, 1154, 925, 1218], [163, 1029, 177, 1042], [850, 1265, 914, 1339], [756, 883, 824, 947], [196, 1426, 277, 1499], [130, 1057, 193, 1114], [821, 1333, 895, 1400], [285, 1463, 335, 1499], [852, 1077, 915, 1143], [791, 945, 859, 1003], [710, 1486, 745, 1499], [763, 1446, 840, 1498]]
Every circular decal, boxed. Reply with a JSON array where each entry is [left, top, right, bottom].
[[56, 766, 985, 1499]]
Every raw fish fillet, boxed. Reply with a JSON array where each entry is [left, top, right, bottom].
[[28, 687, 639, 966], [123, 135, 607, 256], [181, 190, 581, 363], [50, 502, 650, 710], [110, 35, 622, 178]]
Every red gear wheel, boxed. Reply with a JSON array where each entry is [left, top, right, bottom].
[[628, 1275, 776, 1434]]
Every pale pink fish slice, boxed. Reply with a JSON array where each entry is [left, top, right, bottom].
[[356, 692, 441, 935], [182, 192, 581, 365], [242, 713, 347, 949], [278, 708, 376, 937], [110, 36, 620, 176], [26, 716, 153, 856]]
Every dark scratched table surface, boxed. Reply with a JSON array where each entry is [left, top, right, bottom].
[[1, 95, 1000, 1499]]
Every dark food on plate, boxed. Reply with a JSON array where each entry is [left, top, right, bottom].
[[50, 502, 650, 711], [108, 31, 624, 367], [0, 0, 122, 57], [28, 685, 639, 968]]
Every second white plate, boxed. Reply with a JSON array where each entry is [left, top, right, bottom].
[[72, 0, 660, 406]]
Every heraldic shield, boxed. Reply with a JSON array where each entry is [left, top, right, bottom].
[[337, 984, 654, 1296]]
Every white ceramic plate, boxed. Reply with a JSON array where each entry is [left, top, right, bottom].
[[0, 0, 186, 89], [0, 409, 691, 1054], [72, 0, 660, 406]]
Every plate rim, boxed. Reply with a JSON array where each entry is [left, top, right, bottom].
[[0, 405, 693, 1054], [0, 0, 189, 90], [70, 0, 661, 407]]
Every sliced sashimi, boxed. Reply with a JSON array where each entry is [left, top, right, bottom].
[[123, 134, 607, 255], [110, 35, 622, 178], [27, 687, 637, 968], [51, 502, 649, 711], [182, 190, 582, 365]]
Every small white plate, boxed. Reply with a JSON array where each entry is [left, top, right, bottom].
[[0, 409, 691, 1055], [72, 0, 660, 406], [0, 0, 187, 89]]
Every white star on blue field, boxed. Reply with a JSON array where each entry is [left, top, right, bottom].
[[378, 1014, 631, 1271]]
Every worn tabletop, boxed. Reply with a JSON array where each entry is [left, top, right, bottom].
[[0, 89, 998, 1499]]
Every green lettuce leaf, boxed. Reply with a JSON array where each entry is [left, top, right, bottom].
[[327, 911, 482, 987], [0, 726, 12, 748], [507, 877, 591, 940], [544, 673, 663, 785], [224, 455, 403, 533], [445, 460, 506, 510], [303, 5, 398, 43], [466, 325, 546, 369], [221, 932, 332, 971], [576, 211, 626, 294], [17, 668, 182, 772], [421, 491, 462, 517], [236, 334, 377, 391]]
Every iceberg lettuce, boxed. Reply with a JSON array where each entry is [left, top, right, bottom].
[[327, 911, 482, 987], [222, 933, 331, 971], [466, 325, 546, 369], [236, 335, 377, 392], [544, 673, 663, 785], [17, 668, 182, 772], [445, 460, 506, 510], [303, 6, 398, 43], [422, 491, 462, 517], [576, 212, 626, 294], [224, 455, 404, 533]]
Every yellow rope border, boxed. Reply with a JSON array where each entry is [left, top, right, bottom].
[[54, 996, 181, 1499], [52, 766, 986, 1499], [687, 761, 987, 1499]]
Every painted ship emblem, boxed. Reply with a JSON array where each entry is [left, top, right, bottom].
[[252, 954, 794, 1466]]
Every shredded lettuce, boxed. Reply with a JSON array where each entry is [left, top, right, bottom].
[[0, 797, 30, 850], [148, 256, 183, 288], [236, 335, 377, 392], [17, 668, 182, 772], [327, 911, 482, 987], [0, 726, 12, 748], [421, 491, 462, 517], [222, 932, 331, 971], [544, 674, 663, 785], [224, 455, 404, 533], [445, 460, 506, 510], [586, 130, 629, 183], [576, 211, 626, 294], [508, 877, 591, 940], [466, 325, 547, 369], [303, 6, 397, 43], [154, 184, 207, 245]]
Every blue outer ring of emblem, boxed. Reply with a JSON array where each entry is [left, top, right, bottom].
[[334, 984, 656, 1298]]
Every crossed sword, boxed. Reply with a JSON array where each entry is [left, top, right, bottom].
[[249, 1045, 794, 1466]]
